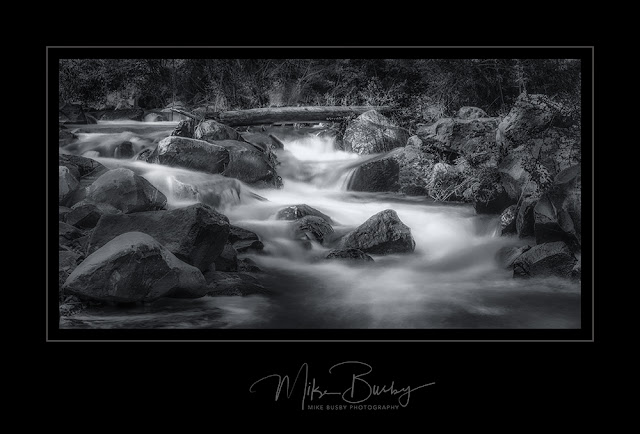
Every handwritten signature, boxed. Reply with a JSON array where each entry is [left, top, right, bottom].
[[249, 361, 435, 410]]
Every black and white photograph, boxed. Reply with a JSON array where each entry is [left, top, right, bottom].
[[47, 46, 595, 414]]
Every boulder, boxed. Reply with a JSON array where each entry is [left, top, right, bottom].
[[194, 119, 242, 142], [148, 136, 230, 175], [85, 168, 167, 214], [213, 243, 238, 272], [347, 157, 400, 192], [63, 232, 207, 303], [275, 204, 334, 224], [170, 119, 196, 138], [496, 93, 573, 150], [113, 141, 134, 159], [325, 248, 374, 262], [516, 197, 537, 238], [496, 93, 580, 181], [88, 203, 229, 271], [66, 202, 121, 229], [343, 110, 410, 154], [495, 245, 531, 269], [291, 215, 334, 245], [59, 166, 80, 206], [204, 271, 270, 296], [216, 140, 282, 188], [228, 225, 264, 253], [416, 117, 499, 156], [97, 108, 145, 121], [388, 143, 435, 195], [473, 184, 514, 214], [513, 241, 577, 279], [340, 209, 415, 254], [457, 106, 488, 120], [499, 204, 517, 235]]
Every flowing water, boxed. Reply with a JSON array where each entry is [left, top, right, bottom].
[[59, 121, 581, 329]]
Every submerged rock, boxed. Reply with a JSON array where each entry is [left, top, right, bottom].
[[325, 248, 374, 262], [63, 232, 207, 303], [275, 204, 334, 224], [340, 209, 415, 254], [291, 215, 334, 245], [204, 271, 270, 296], [495, 245, 531, 269]]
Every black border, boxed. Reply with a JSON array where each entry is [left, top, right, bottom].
[[48, 46, 594, 342]]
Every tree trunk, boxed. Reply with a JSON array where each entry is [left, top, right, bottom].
[[206, 105, 392, 127]]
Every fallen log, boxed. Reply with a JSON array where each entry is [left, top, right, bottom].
[[210, 106, 392, 127]]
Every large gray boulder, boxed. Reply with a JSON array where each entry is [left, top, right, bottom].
[[513, 241, 577, 279], [216, 140, 282, 188], [63, 232, 207, 303], [343, 110, 410, 154], [85, 168, 167, 214], [340, 209, 415, 254], [88, 203, 230, 271], [347, 156, 400, 192], [148, 136, 230, 174]]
